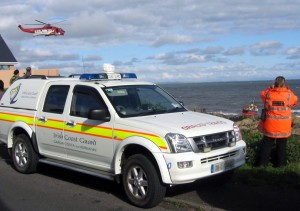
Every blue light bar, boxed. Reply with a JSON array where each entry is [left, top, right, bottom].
[[79, 73, 137, 80], [80, 73, 108, 80], [120, 73, 137, 79]]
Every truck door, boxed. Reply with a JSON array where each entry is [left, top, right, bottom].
[[36, 85, 70, 157], [64, 85, 113, 170]]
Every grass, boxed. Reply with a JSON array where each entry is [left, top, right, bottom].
[[232, 115, 300, 188], [233, 162, 300, 188]]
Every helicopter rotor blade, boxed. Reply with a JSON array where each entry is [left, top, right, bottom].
[[24, 23, 44, 25], [51, 20, 67, 24], [35, 20, 48, 25]]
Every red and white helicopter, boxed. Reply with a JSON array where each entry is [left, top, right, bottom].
[[18, 19, 65, 36]]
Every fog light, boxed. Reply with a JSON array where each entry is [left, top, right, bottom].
[[177, 161, 193, 169], [228, 142, 236, 147], [203, 146, 211, 152]]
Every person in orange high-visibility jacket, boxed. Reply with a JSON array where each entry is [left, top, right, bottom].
[[258, 76, 298, 167]]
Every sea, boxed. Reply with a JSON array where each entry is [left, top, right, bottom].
[[158, 79, 300, 117]]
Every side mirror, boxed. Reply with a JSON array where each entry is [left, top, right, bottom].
[[88, 109, 110, 121]]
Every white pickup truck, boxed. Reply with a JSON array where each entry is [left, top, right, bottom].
[[0, 71, 246, 208]]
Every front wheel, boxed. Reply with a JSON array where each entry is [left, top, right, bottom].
[[12, 134, 39, 174], [122, 154, 166, 208]]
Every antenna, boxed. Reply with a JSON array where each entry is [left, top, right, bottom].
[[82, 56, 86, 73]]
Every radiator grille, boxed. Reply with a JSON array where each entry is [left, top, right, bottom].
[[193, 131, 236, 152]]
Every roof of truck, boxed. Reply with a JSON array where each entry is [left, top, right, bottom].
[[0, 73, 154, 110]]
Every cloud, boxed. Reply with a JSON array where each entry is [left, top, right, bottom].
[[84, 55, 102, 62], [1, 0, 300, 82], [250, 41, 283, 56], [224, 47, 245, 55], [147, 51, 210, 65], [113, 58, 139, 67], [152, 35, 194, 47], [203, 46, 224, 54], [286, 47, 300, 59]]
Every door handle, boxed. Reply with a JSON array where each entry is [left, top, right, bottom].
[[66, 120, 76, 127], [38, 116, 47, 122]]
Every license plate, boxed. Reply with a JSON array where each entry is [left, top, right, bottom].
[[211, 159, 234, 173]]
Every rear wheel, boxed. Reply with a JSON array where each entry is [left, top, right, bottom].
[[12, 134, 38, 173], [122, 154, 166, 208]]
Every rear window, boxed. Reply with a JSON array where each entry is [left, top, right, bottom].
[[43, 85, 70, 114]]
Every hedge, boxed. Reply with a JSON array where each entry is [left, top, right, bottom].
[[241, 129, 300, 166]]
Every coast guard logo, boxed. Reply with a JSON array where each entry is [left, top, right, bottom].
[[10, 83, 21, 104]]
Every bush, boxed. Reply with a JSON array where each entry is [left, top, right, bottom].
[[241, 129, 300, 166], [241, 129, 262, 166], [219, 114, 300, 166], [286, 135, 300, 163], [229, 116, 300, 187]]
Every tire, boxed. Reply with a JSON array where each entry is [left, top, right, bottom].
[[122, 154, 166, 208], [12, 134, 39, 174], [7, 148, 12, 158]]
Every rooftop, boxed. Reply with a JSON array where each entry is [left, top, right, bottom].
[[0, 34, 17, 65]]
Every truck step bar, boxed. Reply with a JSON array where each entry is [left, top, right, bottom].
[[39, 158, 118, 182]]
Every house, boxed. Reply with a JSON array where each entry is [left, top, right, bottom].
[[0, 34, 17, 71], [0, 34, 59, 88]]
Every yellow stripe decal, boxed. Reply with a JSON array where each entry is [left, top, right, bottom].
[[0, 112, 35, 125], [0, 112, 168, 150]]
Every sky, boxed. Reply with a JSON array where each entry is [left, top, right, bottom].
[[1, 0, 300, 83]]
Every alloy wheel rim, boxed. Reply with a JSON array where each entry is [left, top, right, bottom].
[[15, 143, 28, 167], [127, 166, 148, 199]]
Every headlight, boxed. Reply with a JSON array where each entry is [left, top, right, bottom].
[[233, 123, 242, 141], [165, 133, 193, 153]]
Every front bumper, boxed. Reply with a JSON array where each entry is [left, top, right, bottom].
[[162, 140, 246, 184]]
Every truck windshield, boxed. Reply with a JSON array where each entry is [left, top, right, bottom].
[[103, 85, 187, 117]]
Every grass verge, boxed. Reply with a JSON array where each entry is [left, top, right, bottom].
[[233, 162, 300, 188]]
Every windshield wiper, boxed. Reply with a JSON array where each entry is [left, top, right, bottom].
[[135, 110, 157, 116], [136, 108, 171, 116], [167, 107, 186, 113]]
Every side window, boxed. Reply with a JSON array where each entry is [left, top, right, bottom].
[[43, 85, 70, 114], [70, 85, 107, 118]]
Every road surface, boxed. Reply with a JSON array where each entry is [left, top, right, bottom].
[[1, 143, 299, 211]]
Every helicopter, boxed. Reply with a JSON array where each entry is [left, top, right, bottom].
[[18, 19, 65, 36]]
